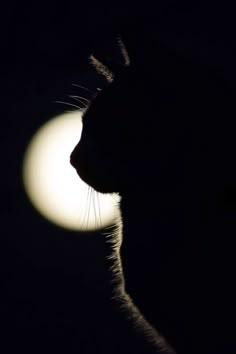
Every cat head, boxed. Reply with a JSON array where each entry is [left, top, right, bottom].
[[70, 36, 164, 194], [70, 28, 217, 196]]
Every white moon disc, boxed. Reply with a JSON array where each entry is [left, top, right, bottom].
[[22, 111, 120, 231]]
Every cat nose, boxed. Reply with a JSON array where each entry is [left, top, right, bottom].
[[70, 143, 80, 169]]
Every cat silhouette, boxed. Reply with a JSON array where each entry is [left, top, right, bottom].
[[70, 22, 236, 354]]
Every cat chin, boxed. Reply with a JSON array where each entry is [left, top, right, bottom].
[[87, 183, 119, 195], [89, 181, 119, 194], [75, 167, 118, 194]]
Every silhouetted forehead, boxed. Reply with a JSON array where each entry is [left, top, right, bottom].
[[91, 70, 133, 103]]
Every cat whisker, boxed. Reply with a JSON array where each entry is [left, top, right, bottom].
[[68, 95, 89, 108], [93, 190, 101, 229], [65, 110, 77, 114], [86, 186, 92, 230], [81, 185, 90, 230], [55, 100, 83, 111], [91, 188, 99, 229], [69, 95, 90, 103], [72, 83, 95, 94], [96, 191, 102, 229], [72, 84, 99, 101]]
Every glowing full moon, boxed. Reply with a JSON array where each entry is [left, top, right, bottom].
[[22, 111, 119, 231]]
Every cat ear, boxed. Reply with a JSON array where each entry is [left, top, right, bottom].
[[89, 54, 114, 83], [88, 36, 130, 82], [117, 36, 130, 66]]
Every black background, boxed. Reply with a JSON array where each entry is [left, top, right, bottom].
[[2, 2, 236, 353]]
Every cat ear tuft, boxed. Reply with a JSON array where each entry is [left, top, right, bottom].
[[117, 36, 130, 67], [89, 54, 114, 83]]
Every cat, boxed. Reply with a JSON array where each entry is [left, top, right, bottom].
[[70, 22, 236, 354]]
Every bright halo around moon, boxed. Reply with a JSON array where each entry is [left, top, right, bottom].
[[22, 111, 120, 231]]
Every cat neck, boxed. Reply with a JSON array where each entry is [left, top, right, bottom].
[[119, 181, 181, 243]]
